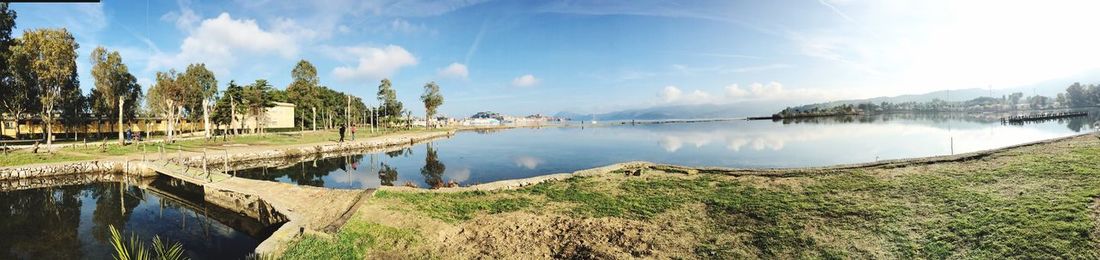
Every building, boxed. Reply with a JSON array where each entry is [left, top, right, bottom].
[[462, 118, 501, 126], [231, 102, 296, 130]]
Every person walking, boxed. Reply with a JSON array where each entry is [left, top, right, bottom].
[[351, 125, 357, 141], [339, 125, 346, 143]]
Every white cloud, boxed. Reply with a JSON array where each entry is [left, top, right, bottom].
[[160, 0, 200, 31], [511, 74, 539, 87], [513, 156, 544, 169], [658, 85, 682, 103], [448, 168, 471, 182], [437, 62, 469, 79], [660, 81, 855, 105], [390, 18, 430, 34], [658, 85, 714, 104], [724, 84, 748, 98], [331, 45, 418, 81], [147, 13, 308, 75]]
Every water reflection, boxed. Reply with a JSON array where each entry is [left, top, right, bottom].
[[0, 178, 273, 259], [377, 162, 398, 187], [233, 112, 1098, 189], [421, 144, 448, 188], [513, 156, 543, 169]]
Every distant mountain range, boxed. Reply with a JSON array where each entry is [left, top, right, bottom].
[[556, 71, 1100, 121]]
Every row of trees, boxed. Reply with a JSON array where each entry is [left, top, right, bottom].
[[0, 3, 447, 149], [1064, 82, 1100, 108], [786, 82, 1100, 117], [283, 60, 445, 130]]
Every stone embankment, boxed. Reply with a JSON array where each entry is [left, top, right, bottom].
[[0, 130, 457, 182], [174, 130, 456, 171]]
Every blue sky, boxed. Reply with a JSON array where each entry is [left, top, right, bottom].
[[11, 0, 1100, 116]]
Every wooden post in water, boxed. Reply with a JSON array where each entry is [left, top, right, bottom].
[[950, 137, 954, 155]]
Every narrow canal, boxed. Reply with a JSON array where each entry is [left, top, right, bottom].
[[0, 175, 279, 259]]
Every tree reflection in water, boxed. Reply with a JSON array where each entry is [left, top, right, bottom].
[[234, 155, 366, 187], [378, 162, 398, 186], [421, 143, 446, 188], [0, 185, 84, 259], [385, 147, 413, 158], [0, 180, 264, 259]]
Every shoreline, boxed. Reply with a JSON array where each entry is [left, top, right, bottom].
[[283, 131, 1100, 259]]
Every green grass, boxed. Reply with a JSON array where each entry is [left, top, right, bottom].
[[0, 152, 94, 167], [281, 219, 425, 260], [348, 140, 1100, 259], [0, 127, 451, 166]]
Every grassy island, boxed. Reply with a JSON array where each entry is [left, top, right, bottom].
[[282, 133, 1100, 259]]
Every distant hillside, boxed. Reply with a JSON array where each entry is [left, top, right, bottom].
[[793, 74, 1100, 111], [805, 88, 989, 109], [555, 72, 1100, 120]]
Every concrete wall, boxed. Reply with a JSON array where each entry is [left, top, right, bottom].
[[204, 185, 289, 226]]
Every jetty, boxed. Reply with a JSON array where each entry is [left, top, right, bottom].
[[1002, 111, 1088, 124], [146, 161, 369, 254]]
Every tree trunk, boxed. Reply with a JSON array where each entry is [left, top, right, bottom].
[[13, 113, 20, 140], [203, 99, 210, 139], [346, 95, 351, 128], [45, 110, 53, 152], [118, 97, 125, 145], [230, 97, 237, 135]]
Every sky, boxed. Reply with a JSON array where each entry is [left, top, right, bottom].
[[10, 0, 1100, 117]]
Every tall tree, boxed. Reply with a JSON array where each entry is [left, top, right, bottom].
[[17, 28, 79, 150], [89, 46, 141, 144], [57, 83, 84, 140], [376, 78, 402, 126], [420, 81, 443, 128], [1066, 82, 1089, 108], [1008, 92, 1023, 109], [211, 80, 245, 135], [179, 63, 217, 138], [0, 3, 29, 139], [242, 79, 275, 134], [286, 60, 320, 129], [147, 70, 186, 142]]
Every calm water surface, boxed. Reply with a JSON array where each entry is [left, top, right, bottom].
[[0, 176, 276, 260], [237, 112, 1100, 189]]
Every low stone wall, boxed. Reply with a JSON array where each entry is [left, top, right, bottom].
[[0, 161, 121, 180], [178, 130, 456, 171]]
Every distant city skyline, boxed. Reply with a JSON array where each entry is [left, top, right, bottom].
[[12, 0, 1100, 116]]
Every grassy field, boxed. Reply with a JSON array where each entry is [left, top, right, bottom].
[[0, 127, 448, 167], [282, 133, 1100, 259]]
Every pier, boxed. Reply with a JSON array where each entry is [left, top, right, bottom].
[[1002, 111, 1088, 124]]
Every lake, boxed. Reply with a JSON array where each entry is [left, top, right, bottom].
[[235, 111, 1100, 189], [0, 176, 277, 260]]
